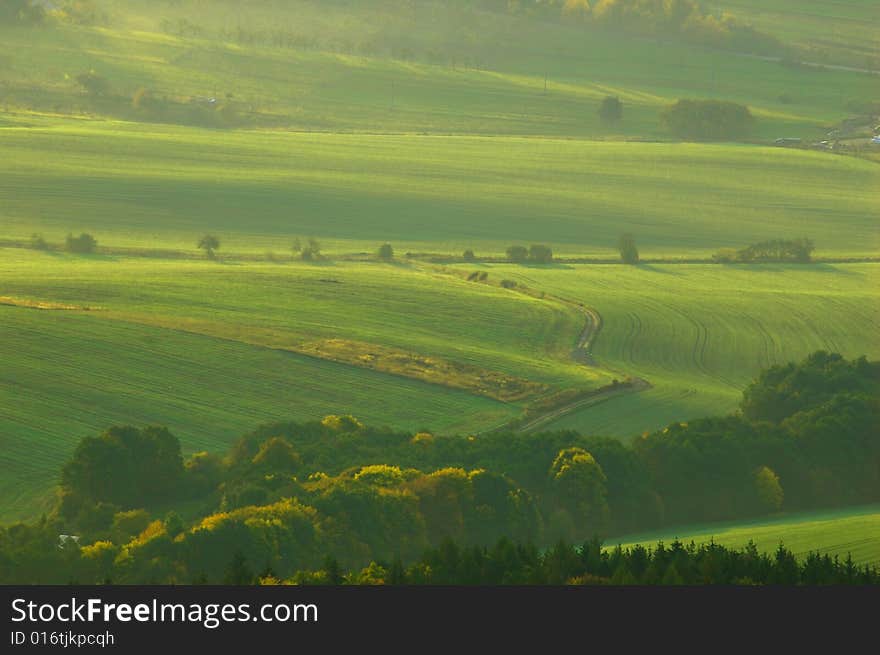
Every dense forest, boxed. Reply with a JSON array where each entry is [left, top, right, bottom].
[[0, 351, 877, 584]]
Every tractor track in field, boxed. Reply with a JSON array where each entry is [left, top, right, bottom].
[[514, 295, 652, 434], [516, 376, 652, 433]]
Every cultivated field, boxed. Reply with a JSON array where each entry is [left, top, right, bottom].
[[719, 0, 880, 69], [612, 504, 880, 566], [0, 248, 594, 520], [479, 263, 880, 437], [2, 245, 877, 519], [1, 1, 875, 141], [2, 119, 878, 258]]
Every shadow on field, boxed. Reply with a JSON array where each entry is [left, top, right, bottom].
[[74, 253, 119, 262], [803, 263, 860, 276], [725, 263, 860, 276], [636, 263, 682, 275], [519, 263, 575, 271]]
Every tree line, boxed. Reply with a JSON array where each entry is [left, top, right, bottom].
[[266, 537, 878, 586], [30, 233, 818, 265], [0, 351, 876, 583], [714, 239, 815, 264]]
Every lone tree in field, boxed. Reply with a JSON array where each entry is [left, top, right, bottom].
[[506, 245, 528, 263], [462, 249, 476, 262], [599, 96, 623, 124], [377, 243, 394, 261], [301, 237, 322, 261], [618, 233, 639, 265], [291, 237, 302, 254], [198, 234, 220, 259], [66, 233, 97, 254]]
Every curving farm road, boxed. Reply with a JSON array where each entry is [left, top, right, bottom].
[[517, 299, 652, 433]]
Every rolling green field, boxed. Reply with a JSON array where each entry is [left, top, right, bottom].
[[0, 248, 593, 521], [2, 247, 877, 520], [0, 304, 522, 521], [478, 263, 880, 437], [1, 0, 875, 141], [2, 118, 878, 258], [612, 504, 880, 566], [718, 0, 880, 68]]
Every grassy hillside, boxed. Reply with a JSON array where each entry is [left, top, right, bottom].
[[2, 119, 878, 258], [2, 249, 877, 519], [475, 263, 880, 437], [1, 1, 874, 140], [612, 504, 880, 566], [717, 0, 880, 69], [0, 248, 593, 521], [0, 303, 523, 521], [0, 251, 597, 390]]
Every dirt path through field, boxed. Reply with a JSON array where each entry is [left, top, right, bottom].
[[513, 294, 652, 432]]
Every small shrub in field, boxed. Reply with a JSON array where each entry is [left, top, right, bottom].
[[500, 279, 517, 289], [30, 233, 48, 250], [462, 249, 475, 262]]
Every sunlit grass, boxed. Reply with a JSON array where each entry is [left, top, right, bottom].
[[2, 120, 877, 257], [612, 504, 880, 566], [474, 263, 880, 437]]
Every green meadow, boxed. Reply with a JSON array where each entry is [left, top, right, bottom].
[[0, 248, 589, 520], [2, 119, 878, 258], [2, 249, 877, 519], [1, 0, 876, 141], [0, 303, 520, 521], [612, 504, 880, 566], [479, 263, 880, 437], [719, 0, 880, 68]]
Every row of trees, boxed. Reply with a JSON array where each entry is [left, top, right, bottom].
[[272, 538, 878, 586], [26, 232, 816, 266], [506, 244, 554, 264], [29, 233, 98, 254], [554, 0, 784, 57], [32, 233, 393, 262], [477, 237, 637, 265], [714, 239, 815, 264]]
